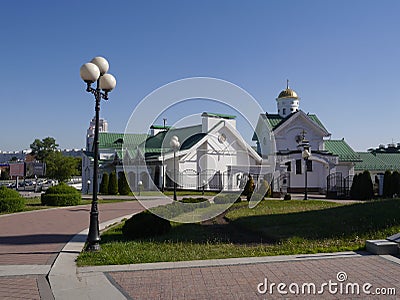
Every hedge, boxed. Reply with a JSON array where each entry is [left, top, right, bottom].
[[122, 211, 171, 239], [0, 186, 24, 213], [41, 183, 81, 206]]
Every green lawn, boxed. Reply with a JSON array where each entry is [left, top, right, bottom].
[[77, 198, 400, 266]]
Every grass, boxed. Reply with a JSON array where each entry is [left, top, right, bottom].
[[76, 198, 400, 266]]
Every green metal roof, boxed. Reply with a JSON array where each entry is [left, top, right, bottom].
[[355, 152, 400, 172], [98, 132, 148, 149], [324, 139, 361, 162], [252, 112, 328, 141], [143, 125, 203, 157], [201, 112, 236, 119]]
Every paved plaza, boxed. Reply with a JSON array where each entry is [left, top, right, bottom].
[[0, 199, 399, 299]]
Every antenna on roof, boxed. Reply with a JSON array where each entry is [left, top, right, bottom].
[[286, 79, 289, 89], [163, 118, 167, 128]]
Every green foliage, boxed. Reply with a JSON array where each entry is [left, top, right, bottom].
[[108, 172, 118, 195], [284, 194, 292, 200], [180, 197, 208, 203], [99, 173, 109, 194], [30, 137, 59, 161], [45, 151, 80, 182], [122, 211, 171, 239], [0, 186, 25, 213], [118, 173, 130, 195], [213, 194, 241, 204], [383, 170, 392, 198], [391, 171, 400, 196], [0, 168, 10, 180], [351, 171, 373, 200], [257, 179, 272, 198], [41, 182, 81, 206], [242, 174, 255, 201]]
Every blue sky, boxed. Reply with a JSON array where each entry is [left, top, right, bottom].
[[1, 0, 399, 152]]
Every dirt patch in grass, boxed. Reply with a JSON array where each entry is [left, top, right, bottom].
[[200, 208, 275, 245]]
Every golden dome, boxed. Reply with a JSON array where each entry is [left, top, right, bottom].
[[277, 80, 298, 99]]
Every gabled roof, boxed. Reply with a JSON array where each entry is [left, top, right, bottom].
[[324, 139, 361, 162], [252, 111, 328, 141], [98, 132, 148, 149], [143, 125, 203, 158]]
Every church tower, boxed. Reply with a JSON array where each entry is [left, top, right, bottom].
[[276, 80, 299, 118]]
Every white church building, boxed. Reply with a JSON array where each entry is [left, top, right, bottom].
[[82, 83, 360, 198]]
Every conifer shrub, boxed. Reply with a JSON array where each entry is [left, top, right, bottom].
[[118, 173, 130, 195], [122, 211, 171, 239], [99, 173, 109, 194], [108, 171, 118, 195], [0, 186, 25, 213], [41, 182, 81, 206]]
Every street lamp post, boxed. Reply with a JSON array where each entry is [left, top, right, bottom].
[[138, 180, 143, 196], [80, 57, 116, 251], [170, 136, 180, 201], [302, 145, 311, 200], [87, 179, 91, 195]]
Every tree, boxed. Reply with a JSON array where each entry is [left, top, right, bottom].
[[242, 174, 255, 201], [30, 137, 59, 161], [360, 170, 373, 200], [118, 172, 130, 195], [391, 170, 400, 197], [108, 171, 118, 195], [350, 173, 361, 199], [383, 170, 392, 198], [45, 151, 79, 182], [99, 173, 109, 194]]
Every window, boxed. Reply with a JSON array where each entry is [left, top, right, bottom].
[[306, 160, 313, 172], [285, 161, 291, 172], [282, 108, 286, 115], [296, 159, 302, 174]]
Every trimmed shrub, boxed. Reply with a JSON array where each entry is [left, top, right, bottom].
[[180, 197, 208, 204], [122, 211, 171, 239], [0, 186, 24, 213], [283, 194, 291, 200], [99, 173, 109, 194], [41, 182, 81, 206], [213, 194, 241, 204], [383, 170, 392, 198], [108, 172, 118, 195], [118, 173, 130, 195]]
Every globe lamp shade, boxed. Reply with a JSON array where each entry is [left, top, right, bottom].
[[90, 56, 109, 75], [80, 63, 100, 83], [99, 74, 117, 92]]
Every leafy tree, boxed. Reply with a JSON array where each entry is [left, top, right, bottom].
[[30, 137, 59, 161], [242, 174, 255, 201], [45, 151, 79, 182], [383, 170, 392, 198], [108, 171, 118, 195], [118, 172, 130, 195], [0, 168, 10, 180], [99, 173, 109, 194]]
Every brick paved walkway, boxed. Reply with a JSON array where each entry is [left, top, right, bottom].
[[107, 255, 400, 299], [0, 200, 148, 299]]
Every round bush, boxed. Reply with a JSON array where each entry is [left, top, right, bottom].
[[41, 183, 81, 206], [122, 211, 171, 239], [0, 186, 24, 213]]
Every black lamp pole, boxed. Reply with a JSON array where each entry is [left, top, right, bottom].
[[304, 155, 308, 200], [80, 57, 116, 251]]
